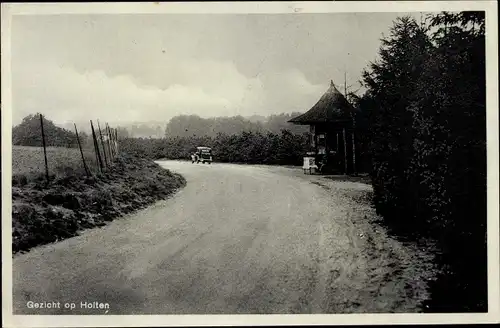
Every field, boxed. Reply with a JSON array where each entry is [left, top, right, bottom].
[[12, 145, 100, 181]]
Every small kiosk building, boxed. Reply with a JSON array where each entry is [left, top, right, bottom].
[[289, 80, 357, 174]]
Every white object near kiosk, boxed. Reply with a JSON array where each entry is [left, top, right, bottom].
[[303, 157, 318, 174]]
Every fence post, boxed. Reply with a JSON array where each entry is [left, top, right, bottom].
[[113, 128, 117, 156], [97, 120, 109, 167], [109, 127, 115, 158], [115, 128, 119, 155], [105, 123, 112, 160], [74, 123, 90, 177], [39, 114, 50, 183], [90, 120, 104, 172], [105, 123, 113, 161]]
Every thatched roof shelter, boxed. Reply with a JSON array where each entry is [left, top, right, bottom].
[[289, 80, 355, 125]]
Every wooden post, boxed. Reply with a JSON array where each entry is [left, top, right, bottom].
[[111, 126, 116, 157], [90, 120, 104, 172], [106, 122, 114, 162], [115, 129, 119, 154], [350, 107, 356, 176], [345, 70, 357, 176], [105, 123, 113, 161], [74, 123, 90, 176], [39, 114, 49, 183], [97, 121, 108, 167], [110, 127, 116, 156], [111, 125, 116, 159], [352, 130, 356, 176], [343, 128, 348, 174]]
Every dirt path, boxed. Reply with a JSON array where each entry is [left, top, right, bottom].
[[12, 161, 437, 314]]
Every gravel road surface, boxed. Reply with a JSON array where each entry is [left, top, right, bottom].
[[12, 161, 436, 314]]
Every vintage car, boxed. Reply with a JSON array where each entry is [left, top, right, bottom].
[[193, 146, 213, 164]]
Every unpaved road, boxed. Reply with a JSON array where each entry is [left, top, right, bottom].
[[12, 161, 436, 314]]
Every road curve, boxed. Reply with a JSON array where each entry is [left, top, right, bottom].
[[12, 161, 435, 314]]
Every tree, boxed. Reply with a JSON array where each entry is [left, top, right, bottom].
[[361, 16, 432, 224], [410, 11, 487, 312], [13, 113, 78, 148], [116, 126, 131, 139]]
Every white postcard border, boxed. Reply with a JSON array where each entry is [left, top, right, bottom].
[[2, 1, 498, 327]]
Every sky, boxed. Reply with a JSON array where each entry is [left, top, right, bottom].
[[11, 12, 421, 125]]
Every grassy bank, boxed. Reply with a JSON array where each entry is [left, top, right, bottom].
[[12, 153, 186, 254], [12, 145, 98, 178]]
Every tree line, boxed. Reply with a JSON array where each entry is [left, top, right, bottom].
[[114, 112, 308, 138], [13, 112, 308, 144], [164, 113, 308, 138]]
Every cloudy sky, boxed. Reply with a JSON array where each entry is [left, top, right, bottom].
[[11, 12, 420, 125]]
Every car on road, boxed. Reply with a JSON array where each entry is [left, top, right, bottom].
[[193, 147, 213, 164]]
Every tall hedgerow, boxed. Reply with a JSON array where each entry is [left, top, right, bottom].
[[119, 129, 310, 166], [361, 12, 487, 311], [361, 16, 433, 226]]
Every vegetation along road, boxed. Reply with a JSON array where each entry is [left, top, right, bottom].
[[13, 161, 437, 314]]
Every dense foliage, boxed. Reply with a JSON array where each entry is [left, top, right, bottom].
[[120, 129, 311, 166], [361, 12, 486, 312], [12, 114, 89, 148]]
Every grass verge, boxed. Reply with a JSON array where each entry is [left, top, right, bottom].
[[12, 153, 186, 254]]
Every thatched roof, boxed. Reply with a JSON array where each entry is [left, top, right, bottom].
[[289, 80, 355, 125]]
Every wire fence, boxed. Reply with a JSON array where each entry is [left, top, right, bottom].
[[30, 114, 121, 183]]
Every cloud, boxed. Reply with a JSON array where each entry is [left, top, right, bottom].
[[11, 13, 411, 126], [12, 57, 326, 125]]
